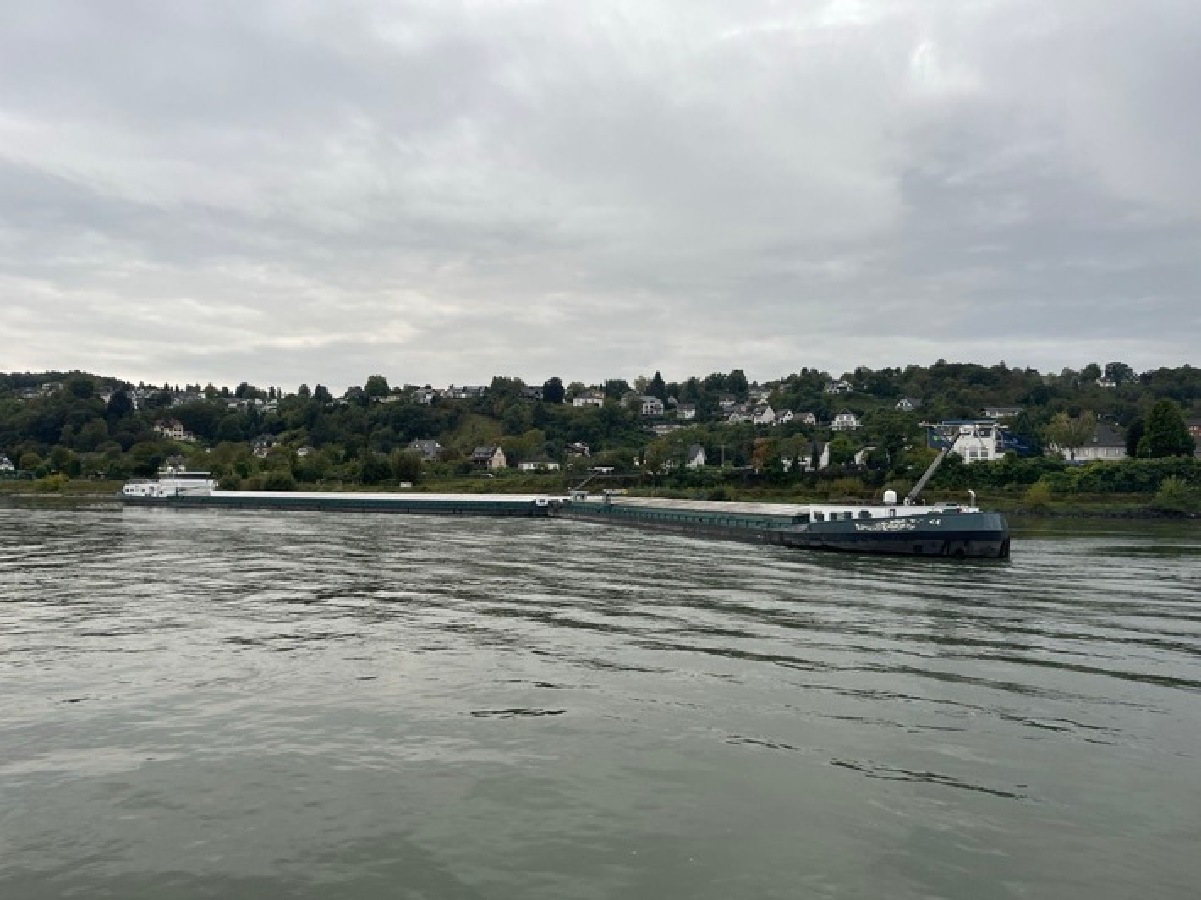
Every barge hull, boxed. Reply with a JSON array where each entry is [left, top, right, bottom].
[[122, 493, 556, 517], [562, 507, 1009, 559]]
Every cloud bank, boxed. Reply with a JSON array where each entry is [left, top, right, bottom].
[[1, 0, 1198, 389]]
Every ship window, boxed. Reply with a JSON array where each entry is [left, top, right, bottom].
[[813, 512, 824, 521], [843, 511, 853, 521], [858, 510, 871, 519]]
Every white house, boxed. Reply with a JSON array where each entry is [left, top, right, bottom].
[[685, 444, 706, 468], [572, 390, 605, 408], [1055, 422, 1127, 462], [0, 456, 14, 472], [895, 397, 922, 412], [753, 405, 776, 426], [414, 387, 438, 405], [677, 404, 697, 421], [946, 422, 1006, 463], [831, 410, 861, 431], [518, 460, 561, 472], [796, 411, 817, 426], [1096, 376, 1117, 389], [153, 420, 196, 443], [639, 396, 665, 416], [824, 379, 853, 394], [776, 409, 794, 425]]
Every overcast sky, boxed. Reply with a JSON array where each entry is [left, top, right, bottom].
[[1, 0, 1198, 391]]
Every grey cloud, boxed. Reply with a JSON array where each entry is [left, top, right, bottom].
[[0, 0, 1198, 389]]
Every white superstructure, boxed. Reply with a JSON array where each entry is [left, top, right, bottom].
[[122, 468, 216, 498]]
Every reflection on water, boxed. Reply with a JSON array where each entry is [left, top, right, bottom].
[[1, 506, 1199, 899]]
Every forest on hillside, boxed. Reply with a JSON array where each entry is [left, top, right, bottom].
[[1, 362, 1198, 503]]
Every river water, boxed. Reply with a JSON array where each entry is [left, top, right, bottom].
[[1, 505, 1199, 899]]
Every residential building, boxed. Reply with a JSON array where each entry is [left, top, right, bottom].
[[824, 379, 853, 394], [752, 405, 776, 426], [520, 385, 544, 401], [572, 390, 605, 408], [831, 410, 861, 431], [651, 423, 683, 436], [153, 420, 196, 443], [407, 439, 443, 462], [517, 460, 561, 472], [296, 446, 315, 458], [981, 406, 1022, 420], [639, 395, 665, 416], [895, 397, 922, 412], [776, 409, 794, 425], [685, 444, 706, 469], [726, 405, 753, 424], [1096, 376, 1117, 388], [0, 456, 14, 472], [414, 387, 438, 405], [931, 421, 1007, 463], [796, 411, 817, 426], [471, 446, 507, 470], [1057, 422, 1127, 462], [1188, 420, 1201, 457], [565, 442, 591, 458], [677, 404, 697, 421]]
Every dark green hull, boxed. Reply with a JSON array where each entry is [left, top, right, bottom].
[[562, 505, 1010, 559], [122, 493, 554, 517]]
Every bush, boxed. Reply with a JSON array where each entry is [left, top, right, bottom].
[[33, 473, 69, 493], [1150, 477, 1201, 515], [1023, 480, 1053, 508]]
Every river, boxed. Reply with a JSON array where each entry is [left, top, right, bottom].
[[1, 505, 1199, 899]]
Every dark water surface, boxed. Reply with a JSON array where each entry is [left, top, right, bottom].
[[2, 506, 1199, 899]]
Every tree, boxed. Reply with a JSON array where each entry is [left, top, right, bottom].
[[105, 389, 134, 420], [389, 449, 422, 483], [648, 371, 667, 400], [1105, 361, 1135, 385], [364, 375, 390, 398], [542, 377, 565, 404], [1137, 400, 1194, 458], [1045, 411, 1096, 461], [313, 385, 333, 403], [297, 384, 311, 399]]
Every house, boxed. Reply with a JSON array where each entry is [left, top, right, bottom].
[[296, 446, 315, 458], [471, 445, 507, 470], [520, 385, 544, 401], [685, 444, 706, 469], [1058, 422, 1127, 462], [414, 387, 438, 405], [153, 419, 196, 443], [677, 404, 697, 421], [590, 465, 615, 474], [565, 442, 591, 458], [1096, 376, 1117, 389], [775, 409, 794, 425], [824, 379, 853, 394], [931, 421, 1007, 463], [407, 439, 443, 462], [752, 405, 776, 426], [252, 435, 278, 459], [639, 395, 665, 416], [517, 459, 561, 472], [895, 397, 922, 412], [651, 423, 683, 436], [726, 405, 753, 424], [796, 411, 817, 426], [831, 410, 861, 431], [572, 390, 605, 408], [1189, 421, 1201, 458], [982, 406, 1022, 420], [749, 386, 772, 403], [0, 456, 14, 472]]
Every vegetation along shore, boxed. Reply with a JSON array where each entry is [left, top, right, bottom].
[[2, 361, 1198, 517]]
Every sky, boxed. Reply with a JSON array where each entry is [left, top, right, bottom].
[[1, 0, 1198, 392]]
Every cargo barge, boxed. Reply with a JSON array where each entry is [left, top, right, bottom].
[[121, 470, 560, 517], [561, 494, 1010, 559], [121, 469, 1009, 558]]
